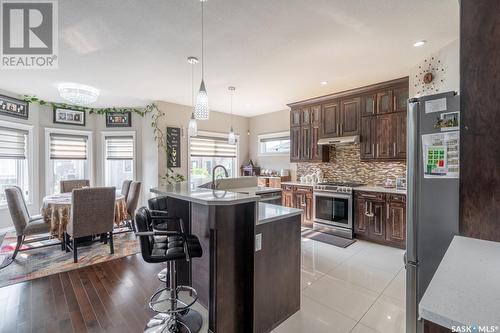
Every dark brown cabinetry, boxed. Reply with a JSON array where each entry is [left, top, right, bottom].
[[281, 185, 313, 228], [354, 191, 406, 248], [288, 77, 408, 163]]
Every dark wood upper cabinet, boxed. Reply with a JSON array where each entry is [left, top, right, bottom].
[[360, 116, 376, 160], [321, 102, 340, 138], [311, 105, 321, 126], [393, 86, 409, 113], [290, 126, 301, 162], [393, 112, 407, 159], [291, 109, 301, 127], [340, 97, 360, 136], [375, 114, 393, 159], [377, 90, 393, 114], [300, 126, 311, 160], [301, 107, 311, 125], [362, 94, 376, 116]]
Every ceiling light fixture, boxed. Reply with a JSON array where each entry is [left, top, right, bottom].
[[228, 86, 236, 145], [188, 56, 199, 137], [413, 40, 427, 47], [320, 81, 328, 85], [194, 0, 209, 120], [58, 83, 99, 106]]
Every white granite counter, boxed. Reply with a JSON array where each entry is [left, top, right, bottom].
[[258, 202, 302, 225], [354, 186, 406, 195], [419, 236, 500, 328], [231, 186, 281, 195], [151, 183, 259, 206], [281, 181, 314, 187]]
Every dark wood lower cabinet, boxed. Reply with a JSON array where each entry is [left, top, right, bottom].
[[281, 185, 313, 228], [424, 320, 452, 333], [354, 191, 406, 249]]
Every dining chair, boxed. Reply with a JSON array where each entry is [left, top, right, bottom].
[[120, 180, 132, 202], [60, 179, 90, 193], [65, 187, 116, 263], [2, 186, 52, 268], [126, 181, 142, 232]]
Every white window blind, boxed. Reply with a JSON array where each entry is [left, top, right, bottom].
[[0, 126, 28, 159], [190, 136, 237, 158], [105, 136, 134, 160], [49, 133, 88, 160]]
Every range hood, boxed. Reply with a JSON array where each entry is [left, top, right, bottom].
[[317, 135, 359, 146]]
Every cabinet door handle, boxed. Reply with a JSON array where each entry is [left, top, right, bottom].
[[393, 95, 397, 111], [372, 100, 375, 114], [336, 123, 339, 136], [376, 143, 379, 157], [372, 144, 375, 157], [340, 123, 343, 135], [393, 143, 396, 157], [365, 202, 374, 217], [386, 203, 390, 220]]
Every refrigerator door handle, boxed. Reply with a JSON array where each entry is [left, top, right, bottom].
[[406, 99, 419, 263]]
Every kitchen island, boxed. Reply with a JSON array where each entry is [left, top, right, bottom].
[[151, 183, 302, 333]]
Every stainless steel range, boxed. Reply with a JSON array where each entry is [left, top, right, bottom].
[[313, 181, 364, 239]]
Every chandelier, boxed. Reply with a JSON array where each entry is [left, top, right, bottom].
[[58, 83, 99, 106]]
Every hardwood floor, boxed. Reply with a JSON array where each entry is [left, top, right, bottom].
[[0, 254, 163, 333]]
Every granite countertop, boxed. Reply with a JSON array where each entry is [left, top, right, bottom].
[[151, 183, 259, 206], [281, 181, 314, 187], [354, 186, 406, 195], [419, 236, 500, 328], [232, 186, 282, 195], [257, 202, 302, 225]]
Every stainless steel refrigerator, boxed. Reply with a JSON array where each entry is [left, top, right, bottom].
[[406, 91, 460, 333]]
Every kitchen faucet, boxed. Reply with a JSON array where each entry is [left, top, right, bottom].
[[212, 165, 229, 189]]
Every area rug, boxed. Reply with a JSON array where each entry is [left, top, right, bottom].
[[0, 228, 140, 288], [301, 228, 356, 248]]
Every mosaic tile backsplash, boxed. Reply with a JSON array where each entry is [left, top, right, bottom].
[[297, 144, 406, 185]]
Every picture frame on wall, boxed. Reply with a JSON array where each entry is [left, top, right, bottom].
[[106, 112, 132, 127], [0, 94, 29, 119], [53, 107, 86, 126]]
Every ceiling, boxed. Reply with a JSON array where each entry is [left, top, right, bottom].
[[0, 0, 459, 117]]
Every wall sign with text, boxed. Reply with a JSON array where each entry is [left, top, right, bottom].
[[167, 127, 181, 168], [106, 112, 132, 127]]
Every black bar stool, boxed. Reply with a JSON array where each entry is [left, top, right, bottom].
[[135, 207, 203, 333], [148, 196, 170, 283]]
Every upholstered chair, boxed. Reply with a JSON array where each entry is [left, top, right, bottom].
[[120, 180, 132, 202], [65, 187, 116, 263], [60, 179, 90, 193], [3, 186, 49, 267], [126, 181, 141, 231]]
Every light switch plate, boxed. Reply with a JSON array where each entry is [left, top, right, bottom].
[[255, 233, 262, 252]]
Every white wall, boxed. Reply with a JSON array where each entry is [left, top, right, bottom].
[[409, 39, 460, 97]]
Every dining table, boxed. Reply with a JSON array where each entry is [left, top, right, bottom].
[[41, 191, 128, 239]]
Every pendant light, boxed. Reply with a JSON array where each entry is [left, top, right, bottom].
[[228, 86, 236, 144], [194, 0, 209, 120], [187, 56, 198, 136]]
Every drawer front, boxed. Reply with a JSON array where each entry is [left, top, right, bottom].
[[388, 194, 406, 203], [355, 191, 385, 201], [281, 185, 294, 191], [295, 186, 313, 193]]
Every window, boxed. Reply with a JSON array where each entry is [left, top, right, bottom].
[[46, 129, 92, 194], [0, 123, 32, 205], [258, 132, 290, 155], [103, 133, 135, 190], [189, 132, 239, 181]]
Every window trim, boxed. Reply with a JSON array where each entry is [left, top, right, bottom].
[[45, 127, 93, 195], [188, 130, 240, 183], [0, 120, 34, 208], [101, 131, 137, 187], [258, 131, 290, 156]]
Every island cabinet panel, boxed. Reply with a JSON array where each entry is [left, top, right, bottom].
[[340, 97, 360, 136], [254, 215, 301, 333], [320, 102, 340, 138], [354, 191, 406, 249]]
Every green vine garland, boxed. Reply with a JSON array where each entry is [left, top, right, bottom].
[[24, 96, 185, 185]]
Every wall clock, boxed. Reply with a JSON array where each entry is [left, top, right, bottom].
[[414, 56, 446, 96]]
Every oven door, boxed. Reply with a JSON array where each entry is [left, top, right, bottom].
[[313, 192, 352, 229]]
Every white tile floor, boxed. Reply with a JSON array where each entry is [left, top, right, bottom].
[[273, 238, 406, 333]]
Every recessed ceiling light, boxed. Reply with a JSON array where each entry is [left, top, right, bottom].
[[320, 81, 328, 86], [413, 40, 427, 47]]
